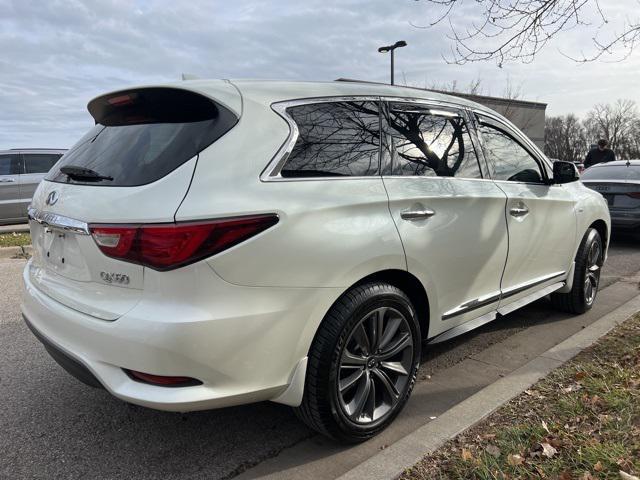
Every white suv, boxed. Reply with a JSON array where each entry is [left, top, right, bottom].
[[22, 80, 610, 442]]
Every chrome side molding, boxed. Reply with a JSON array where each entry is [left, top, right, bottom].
[[28, 207, 90, 235]]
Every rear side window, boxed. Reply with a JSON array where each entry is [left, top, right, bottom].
[[0, 154, 20, 175], [24, 154, 62, 174], [281, 101, 381, 178], [47, 88, 238, 186], [386, 104, 481, 178], [582, 164, 640, 181]]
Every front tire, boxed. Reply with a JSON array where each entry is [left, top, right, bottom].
[[295, 282, 421, 443], [551, 228, 603, 314]]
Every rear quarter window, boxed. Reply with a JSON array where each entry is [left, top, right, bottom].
[[280, 101, 381, 178], [47, 88, 238, 187]]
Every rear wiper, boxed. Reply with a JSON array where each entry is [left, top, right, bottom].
[[60, 165, 113, 182]]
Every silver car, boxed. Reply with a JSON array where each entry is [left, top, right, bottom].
[[0, 149, 66, 224], [582, 160, 640, 230]]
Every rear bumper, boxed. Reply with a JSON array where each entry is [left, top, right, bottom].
[[610, 211, 640, 230], [21, 260, 341, 411]]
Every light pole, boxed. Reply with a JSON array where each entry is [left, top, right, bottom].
[[378, 41, 407, 85]]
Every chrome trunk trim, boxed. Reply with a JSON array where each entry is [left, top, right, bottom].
[[28, 207, 89, 235]]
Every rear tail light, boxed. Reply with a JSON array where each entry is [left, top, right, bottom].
[[627, 192, 640, 199], [125, 369, 202, 387], [90, 214, 278, 270]]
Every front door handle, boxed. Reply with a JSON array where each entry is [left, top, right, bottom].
[[401, 208, 436, 220], [509, 204, 529, 217], [0, 178, 16, 183]]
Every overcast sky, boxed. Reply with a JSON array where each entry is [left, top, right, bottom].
[[1, 0, 639, 149]]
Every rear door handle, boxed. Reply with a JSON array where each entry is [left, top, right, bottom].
[[401, 208, 436, 220], [509, 204, 529, 217], [0, 178, 16, 183]]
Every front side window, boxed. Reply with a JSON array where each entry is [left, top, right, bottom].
[[0, 154, 20, 176], [478, 123, 544, 183], [24, 154, 63, 174], [385, 104, 482, 178], [281, 101, 381, 178]]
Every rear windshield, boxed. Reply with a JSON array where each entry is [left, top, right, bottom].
[[582, 164, 640, 181], [47, 88, 237, 186]]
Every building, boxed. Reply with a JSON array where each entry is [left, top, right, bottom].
[[336, 79, 547, 150]]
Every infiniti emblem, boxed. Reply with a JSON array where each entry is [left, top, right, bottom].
[[46, 191, 59, 206]]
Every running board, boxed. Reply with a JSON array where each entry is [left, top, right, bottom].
[[428, 311, 497, 345], [428, 281, 565, 346], [497, 281, 565, 316]]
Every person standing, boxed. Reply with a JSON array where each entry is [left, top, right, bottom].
[[584, 139, 616, 168]]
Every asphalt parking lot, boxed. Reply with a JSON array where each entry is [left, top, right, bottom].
[[1, 232, 639, 480]]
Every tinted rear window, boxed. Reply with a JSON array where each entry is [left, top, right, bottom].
[[582, 164, 640, 181], [47, 88, 237, 186]]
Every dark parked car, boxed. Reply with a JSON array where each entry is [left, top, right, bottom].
[[0, 149, 66, 224], [582, 160, 640, 230]]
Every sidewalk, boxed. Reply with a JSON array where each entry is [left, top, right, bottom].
[[338, 292, 640, 480]]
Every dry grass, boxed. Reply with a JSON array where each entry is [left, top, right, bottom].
[[402, 314, 640, 480]]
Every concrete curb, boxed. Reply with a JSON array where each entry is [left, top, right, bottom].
[[0, 245, 32, 259], [337, 293, 640, 480]]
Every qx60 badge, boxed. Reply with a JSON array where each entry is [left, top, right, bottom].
[[100, 272, 130, 285]]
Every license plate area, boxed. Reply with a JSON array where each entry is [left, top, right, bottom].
[[36, 224, 89, 281]]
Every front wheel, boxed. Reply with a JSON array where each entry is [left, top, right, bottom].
[[551, 228, 603, 314], [294, 283, 421, 442]]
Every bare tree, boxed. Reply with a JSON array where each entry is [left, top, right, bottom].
[[583, 99, 638, 157], [412, 0, 640, 65], [544, 114, 587, 162]]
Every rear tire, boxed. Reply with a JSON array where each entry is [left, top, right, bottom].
[[551, 228, 603, 314], [294, 282, 421, 443]]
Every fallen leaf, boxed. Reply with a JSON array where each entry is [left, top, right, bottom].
[[575, 371, 586, 380], [485, 444, 501, 457], [559, 471, 574, 480], [542, 420, 551, 434], [620, 472, 640, 480], [507, 454, 524, 466], [582, 473, 596, 480], [594, 461, 603, 472], [540, 442, 557, 458], [461, 448, 474, 462]]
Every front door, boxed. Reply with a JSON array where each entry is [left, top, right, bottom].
[[0, 153, 21, 223], [381, 103, 509, 338], [475, 115, 577, 307]]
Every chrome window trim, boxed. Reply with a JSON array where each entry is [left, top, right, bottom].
[[28, 207, 90, 235], [260, 95, 492, 182]]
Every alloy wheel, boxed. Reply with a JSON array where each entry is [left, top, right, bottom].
[[337, 307, 415, 424], [584, 240, 601, 306]]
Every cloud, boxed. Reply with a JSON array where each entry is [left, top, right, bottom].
[[0, 0, 638, 149]]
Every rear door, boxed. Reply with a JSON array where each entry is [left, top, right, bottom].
[[0, 153, 21, 223], [19, 152, 63, 218], [381, 102, 509, 337], [475, 114, 577, 308]]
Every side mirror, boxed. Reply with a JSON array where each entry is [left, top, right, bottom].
[[552, 161, 580, 184]]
